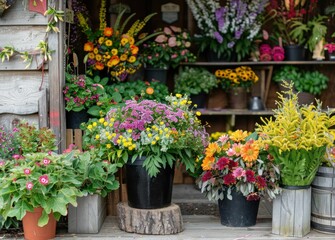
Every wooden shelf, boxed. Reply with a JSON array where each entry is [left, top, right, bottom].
[[198, 109, 274, 116], [181, 61, 335, 66]]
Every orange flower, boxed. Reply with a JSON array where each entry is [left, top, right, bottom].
[[146, 87, 154, 95], [84, 42, 94, 52], [241, 140, 259, 163], [130, 45, 139, 55], [109, 56, 120, 66], [205, 142, 221, 157], [201, 156, 215, 171], [104, 27, 113, 37], [95, 62, 104, 70]]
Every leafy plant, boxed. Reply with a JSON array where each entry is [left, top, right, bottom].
[[256, 82, 335, 186], [174, 67, 218, 95]]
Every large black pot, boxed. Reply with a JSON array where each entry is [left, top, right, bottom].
[[66, 110, 89, 129], [284, 45, 305, 61], [218, 189, 260, 227], [144, 67, 168, 84], [126, 157, 175, 209]]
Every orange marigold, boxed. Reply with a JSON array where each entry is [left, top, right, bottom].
[[146, 87, 154, 95], [104, 27, 113, 37], [95, 62, 104, 70], [84, 42, 94, 52]]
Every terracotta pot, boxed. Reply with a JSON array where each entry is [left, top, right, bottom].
[[22, 207, 56, 240]]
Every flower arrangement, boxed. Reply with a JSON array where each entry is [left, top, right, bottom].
[[140, 26, 196, 69], [174, 67, 218, 95], [186, 0, 268, 61], [215, 66, 259, 91], [78, 0, 157, 81], [82, 94, 209, 177], [0, 152, 83, 227], [256, 82, 335, 186], [63, 65, 108, 112], [198, 130, 281, 201], [259, 44, 285, 61], [324, 43, 335, 54]]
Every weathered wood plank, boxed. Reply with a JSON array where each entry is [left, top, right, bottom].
[[0, 71, 49, 114], [0, 1, 47, 26], [0, 113, 39, 130], [0, 26, 47, 70], [38, 89, 48, 127]]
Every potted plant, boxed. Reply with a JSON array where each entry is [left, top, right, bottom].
[[67, 148, 122, 234], [198, 130, 281, 227], [0, 151, 84, 240], [174, 67, 218, 109], [215, 66, 259, 109], [63, 65, 108, 129], [140, 25, 196, 83], [256, 82, 335, 237], [186, 0, 268, 61], [268, 0, 323, 60], [82, 94, 209, 209]]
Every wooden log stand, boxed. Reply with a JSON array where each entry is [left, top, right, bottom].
[[117, 202, 184, 234]]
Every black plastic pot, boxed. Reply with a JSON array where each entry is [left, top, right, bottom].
[[144, 67, 168, 84], [126, 157, 175, 209], [190, 93, 208, 109], [218, 189, 260, 227], [284, 45, 305, 61], [66, 110, 90, 129]]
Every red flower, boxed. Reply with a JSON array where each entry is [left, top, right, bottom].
[[26, 181, 33, 190], [255, 176, 267, 190], [39, 175, 49, 185], [202, 171, 213, 182], [23, 168, 31, 175], [228, 160, 238, 170], [216, 157, 230, 170], [223, 173, 236, 185], [245, 169, 256, 183], [246, 192, 260, 201]]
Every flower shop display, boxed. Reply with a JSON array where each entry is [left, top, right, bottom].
[[256, 82, 335, 237], [82, 94, 209, 209], [79, 0, 158, 81], [198, 130, 281, 226], [215, 66, 259, 109], [0, 151, 84, 239], [174, 67, 218, 109], [186, 0, 268, 61]]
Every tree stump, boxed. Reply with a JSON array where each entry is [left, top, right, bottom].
[[117, 202, 184, 234]]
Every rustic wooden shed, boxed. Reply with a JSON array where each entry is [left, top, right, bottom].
[[0, 1, 66, 150]]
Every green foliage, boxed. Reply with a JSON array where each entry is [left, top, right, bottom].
[[174, 67, 218, 95], [273, 66, 329, 95]]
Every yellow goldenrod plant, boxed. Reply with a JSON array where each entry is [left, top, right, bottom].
[[256, 81, 335, 186]]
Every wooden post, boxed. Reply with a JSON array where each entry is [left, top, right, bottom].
[[272, 187, 311, 237]]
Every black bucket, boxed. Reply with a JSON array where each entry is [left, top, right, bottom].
[[126, 157, 175, 209], [218, 190, 260, 227], [66, 110, 90, 129]]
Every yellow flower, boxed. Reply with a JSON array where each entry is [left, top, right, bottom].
[[120, 54, 128, 61], [111, 49, 118, 55], [106, 144, 111, 149], [98, 37, 105, 44], [128, 56, 136, 63], [176, 93, 182, 98], [105, 39, 113, 46], [230, 130, 248, 142], [99, 118, 105, 123], [196, 111, 201, 116], [93, 122, 97, 127], [95, 134, 100, 140], [121, 37, 129, 46]]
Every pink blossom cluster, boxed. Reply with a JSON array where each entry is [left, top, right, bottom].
[[259, 44, 285, 62]]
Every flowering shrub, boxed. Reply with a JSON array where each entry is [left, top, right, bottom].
[[0, 122, 57, 159], [82, 94, 209, 177], [79, 0, 157, 81], [186, 0, 268, 61], [140, 26, 196, 68], [198, 130, 281, 201], [0, 152, 83, 227], [63, 68, 108, 112], [215, 66, 259, 91]]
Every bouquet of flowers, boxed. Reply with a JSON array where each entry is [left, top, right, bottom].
[[186, 0, 268, 61], [215, 66, 259, 91], [198, 130, 281, 201], [140, 26, 196, 69], [78, 0, 157, 81]]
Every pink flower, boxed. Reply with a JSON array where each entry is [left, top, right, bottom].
[[39, 175, 49, 185], [155, 34, 168, 43], [273, 52, 285, 61], [260, 53, 272, 61], [12, 154, 23, 160], [23, 168, 31, 175], [0, 161, 5, 166], [170, 25, 181, 33], [168, 37, 177, 47], [42, 158, 51, 166], [26, 181, 33, 190], [226, 148, 236, 157], [163, 26, 173, 35], [232, 167, 246, 179], [218, 134, 229, 144]]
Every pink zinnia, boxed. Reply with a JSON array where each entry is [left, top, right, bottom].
[[23, 168, 31, 175], [39, 175, 49, 185], [43, 158, 51, 166], [232, 167, 245, 179], [26, 181, 33, 190]]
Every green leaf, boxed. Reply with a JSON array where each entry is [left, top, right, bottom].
[[37, 209, 49, 227]]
